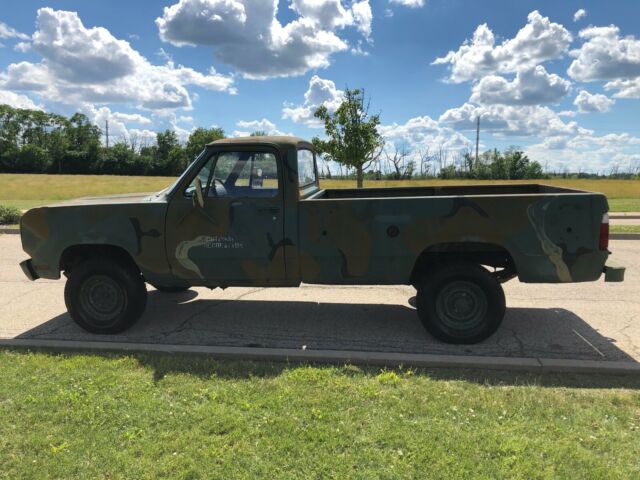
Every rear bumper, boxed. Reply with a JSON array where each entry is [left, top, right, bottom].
[[603, 265, 625, 282], [20, 259, 39, 281]]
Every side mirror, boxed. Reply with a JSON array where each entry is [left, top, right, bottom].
[[193, 178, 204, 209]]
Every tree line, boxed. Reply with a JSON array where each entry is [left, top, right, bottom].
[[0, 104, 224, 176], [2, 100, 638, 181]]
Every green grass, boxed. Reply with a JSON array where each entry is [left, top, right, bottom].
[[611, 225, 640, 234], [1, 174, 638, 211], [1, 351, 640, 479], [609, 198, 640, 212]]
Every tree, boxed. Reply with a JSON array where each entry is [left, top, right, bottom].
[[312, 88, 384, 188], [185, 127, 225, 161], [250, 130, 268, 136], [385, 143, 410, 179], [156, 130, 179, 161]]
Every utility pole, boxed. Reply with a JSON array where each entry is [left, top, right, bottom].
[[105, 120, 109, 148], [475, 115, 480, 166]]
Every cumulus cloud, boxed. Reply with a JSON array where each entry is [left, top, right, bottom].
[[432, 11, 572, 82], [0, 89, 42, 110], [80, 105, 160, 145], [470, 66, 571, 106], [604, 77, 640, 98], [380, 115, 471, 152], [0, 21, 29, 40], [573, 90, 614, 113], [389, 0, 425, 7], [439, 102, 580, 137], [157, 0, 371, 79], [232, 118, 286, 137], [573, 9, 587, 22], [282, 75, 344, 126], [568, 26, 640, 82], [0, 8, 235, 112], [526, 131, 640, 173]]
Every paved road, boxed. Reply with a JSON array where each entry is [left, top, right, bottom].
[[1, 235, 638, 362]]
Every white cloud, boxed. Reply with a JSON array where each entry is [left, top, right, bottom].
[[573, 9, 587, 22], [0, 8, 235, 112], [282, 75, 343, 126], [470, 66, 571, 106], [0, 90, 42, 110], [526, 131, 640, 173], [351, 1, 373, 39], [0, 21, 29, 40], [111, 112, 153, 125], [389, 0, 425, 7], [233, 118, 285, 137], [380, 115, 471, 151], [568, 26, 640, 82], [157, 0, 371, 79], [604, 77, 640, 98], [433, 11, 572, 82], [573, 90, 614, 113], [439, 102, 580, 137]]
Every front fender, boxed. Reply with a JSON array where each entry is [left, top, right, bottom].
[[20, 204, 170, 282]]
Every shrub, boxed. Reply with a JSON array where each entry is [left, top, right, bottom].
[[0, 205, 22, 225]]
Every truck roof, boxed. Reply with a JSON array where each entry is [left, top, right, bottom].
[[207, 135, 313, 151]]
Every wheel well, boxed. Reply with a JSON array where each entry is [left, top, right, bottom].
[[59, 244, 139, 275], [410, 242, 516, 285]]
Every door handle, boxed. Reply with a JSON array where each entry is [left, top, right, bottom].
[[230, 201, 244, 208]]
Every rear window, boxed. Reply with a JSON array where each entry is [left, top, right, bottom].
[[298, 149, 317, 187]]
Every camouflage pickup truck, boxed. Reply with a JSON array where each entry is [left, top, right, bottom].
[[20, 136, 625, 344]]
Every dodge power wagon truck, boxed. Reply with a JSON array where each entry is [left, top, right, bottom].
[[20, 136, 625, 344]]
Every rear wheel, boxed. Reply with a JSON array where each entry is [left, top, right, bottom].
[[416, 263, 505, 344], [64, 257, 147, 334]]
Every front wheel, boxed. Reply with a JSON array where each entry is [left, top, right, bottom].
[[416, 263, 505, 344], [64, 257, 147, 334]]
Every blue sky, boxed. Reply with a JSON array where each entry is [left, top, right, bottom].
[[1, 0, 640, 173]]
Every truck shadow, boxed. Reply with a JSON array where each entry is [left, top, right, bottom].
[[16, 289, 636, 365]]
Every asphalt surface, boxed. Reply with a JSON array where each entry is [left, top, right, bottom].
[[1, 234, 638, 362]]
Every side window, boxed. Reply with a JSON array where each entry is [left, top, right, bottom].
[[188, 151, 279, 198], [298, 149, 317, 188]]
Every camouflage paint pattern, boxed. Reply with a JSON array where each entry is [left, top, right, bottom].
[[20, 136, 613, 288]]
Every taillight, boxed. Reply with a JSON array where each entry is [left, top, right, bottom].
[[599, 213, 609, 251]]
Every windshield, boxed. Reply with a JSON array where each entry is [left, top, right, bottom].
[[161, 150, 210, 197]]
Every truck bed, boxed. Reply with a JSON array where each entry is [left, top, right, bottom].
[[307, 183, 589, 200], [298, 183, 609, 286]]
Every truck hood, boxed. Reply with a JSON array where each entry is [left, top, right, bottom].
[[45, 192, 160, 207]]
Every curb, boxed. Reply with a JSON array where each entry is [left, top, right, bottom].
[[0, 227, 19, 235], [610, 214, 640, 220], [1, 339, 639, 375], [610, 233, 640, 240]]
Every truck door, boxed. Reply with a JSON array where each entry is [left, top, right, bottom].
[[165, 148, 286, 285]]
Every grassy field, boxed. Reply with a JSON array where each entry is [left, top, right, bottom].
[[0, 174, 638, 211], [1, 351, 639, 479], [611, 225, 640, 234]]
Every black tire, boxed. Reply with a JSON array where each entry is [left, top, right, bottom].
[[151, 285, 190, 293], [416, 263, 505, 344], [64, 257, 147, 334]]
